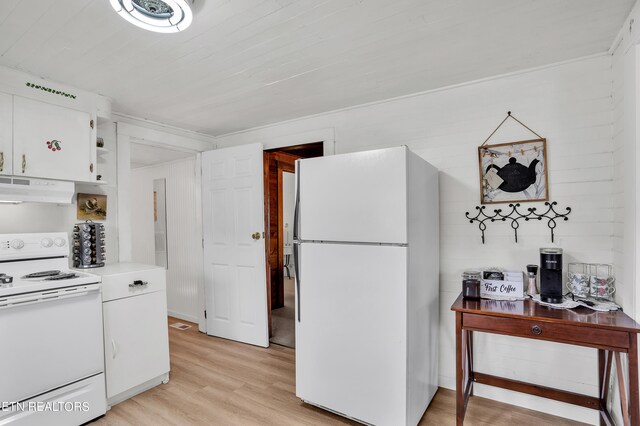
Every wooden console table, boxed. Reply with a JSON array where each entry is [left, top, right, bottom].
[[451, 294, 640, 425]]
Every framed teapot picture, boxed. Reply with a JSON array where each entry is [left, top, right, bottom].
[[478, 138, 548, 204]]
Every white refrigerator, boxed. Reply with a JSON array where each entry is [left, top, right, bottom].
[[294, 146, 440, 426]]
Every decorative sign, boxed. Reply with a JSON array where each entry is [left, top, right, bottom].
[[77, 193, 107, 221], [480, 270, 524, 300], [25, 82, 76, 99], [478, 138, 548, 204], [46, 140, 62, 152]]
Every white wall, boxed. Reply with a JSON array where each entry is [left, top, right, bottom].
[[214, 54, 617, 423], [130, 157, 203, 323]]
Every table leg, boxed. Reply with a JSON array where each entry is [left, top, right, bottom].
[[456, 312, 465, 425], [599, 350, 613, 426], [629, 334, 639, 426], [614, 352, 630, 425], [467, 330, 474, 396]]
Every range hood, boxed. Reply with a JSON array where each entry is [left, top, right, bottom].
[[0, 177, 75, 204]]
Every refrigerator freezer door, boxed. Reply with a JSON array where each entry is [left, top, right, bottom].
[[296, 243, 407, 426], [298, 147, 407, 244]]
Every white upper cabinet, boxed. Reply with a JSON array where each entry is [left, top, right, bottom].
[[0, 93, 12, 176], [13, 96, 95, 182]]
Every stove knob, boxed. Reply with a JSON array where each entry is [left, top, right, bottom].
[[100, 232, 105, 238], [100, 224, 105, 230], [54, 238, 66, 247], [73, 225, 79, 232], [10, 239, 24, 249], [41, 238, 53, 248], [73, 241, 80, 247]]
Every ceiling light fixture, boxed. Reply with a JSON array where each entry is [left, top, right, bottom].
[[109, 0, 194, 33]]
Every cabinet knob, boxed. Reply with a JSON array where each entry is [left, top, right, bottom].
[[22, 154, 26, 174], [89, 163, 94, 173], [531, 325, 542, 336]]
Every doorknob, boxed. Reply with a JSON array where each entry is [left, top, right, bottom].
[[251, 232, 261, 240]]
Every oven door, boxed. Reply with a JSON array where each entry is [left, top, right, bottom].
[[0, 284, 104, 403]]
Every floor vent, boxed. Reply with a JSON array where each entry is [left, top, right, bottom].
[[170, 322, 192, 330]]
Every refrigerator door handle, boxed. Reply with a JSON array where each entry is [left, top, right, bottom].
[[293, 160, 300, 241], [294, 241, 300, 322], [293, 160, 301, 322]]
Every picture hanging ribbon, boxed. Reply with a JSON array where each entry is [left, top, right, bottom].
[[481, 111, 543, 146]]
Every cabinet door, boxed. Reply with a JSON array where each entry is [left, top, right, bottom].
[[103, 291, 170, 399], [0, 93, 12, 176], [13, 96, 94, 181]]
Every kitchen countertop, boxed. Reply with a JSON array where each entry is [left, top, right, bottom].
[[88, 262, 164, 276]]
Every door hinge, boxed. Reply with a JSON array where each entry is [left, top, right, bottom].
[[204, 310, 207, 319], [90, 119, 94, 129]]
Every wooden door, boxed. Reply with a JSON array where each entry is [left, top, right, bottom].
[[264, 151, 298, 314]]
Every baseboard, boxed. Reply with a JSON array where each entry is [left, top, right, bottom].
[[167, 310, 198, 324]]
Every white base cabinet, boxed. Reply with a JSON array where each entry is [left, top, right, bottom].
[[92, 263, 170, 406]]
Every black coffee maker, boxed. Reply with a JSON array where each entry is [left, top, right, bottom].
[[540, 248, 563, 303]]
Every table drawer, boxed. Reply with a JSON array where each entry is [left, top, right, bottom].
[[464, 313, 630, 349]]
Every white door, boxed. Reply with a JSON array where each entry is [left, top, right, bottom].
[[295, 243, 408, 426], [0, 286, 104, 404], [103, 291, 170, 400], [298, 146, 407, 244], [0, 92, 12, 176], [13, 96, 95, 182], [202, 143, 269, 347]]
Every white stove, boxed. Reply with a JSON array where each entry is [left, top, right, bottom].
[[0, 232, 101, 299], [0, 232, 106, 426]]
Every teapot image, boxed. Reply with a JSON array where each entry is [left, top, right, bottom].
[[486, 157, 540, 193]]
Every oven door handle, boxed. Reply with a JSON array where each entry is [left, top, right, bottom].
[[0, 284, 100, 311]]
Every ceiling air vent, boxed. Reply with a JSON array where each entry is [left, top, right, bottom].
[[109, 0, 194, 33]]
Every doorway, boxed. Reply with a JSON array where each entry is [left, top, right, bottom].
[[264, 142, 324, 348], [129, 141, 201, 324]]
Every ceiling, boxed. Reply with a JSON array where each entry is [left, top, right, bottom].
[[130, 142, 195, 168], [0, 0, 634, 136]]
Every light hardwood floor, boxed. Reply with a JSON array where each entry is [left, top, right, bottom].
[[93, 318, 587, 426]]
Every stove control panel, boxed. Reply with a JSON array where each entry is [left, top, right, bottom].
[[0, 233, 69, 260]]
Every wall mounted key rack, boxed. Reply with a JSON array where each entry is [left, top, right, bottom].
[[465, 201, 571, 243]]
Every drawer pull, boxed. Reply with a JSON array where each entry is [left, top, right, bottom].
[[129, 280, 148, 288], [531, 325, 542, 335]]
